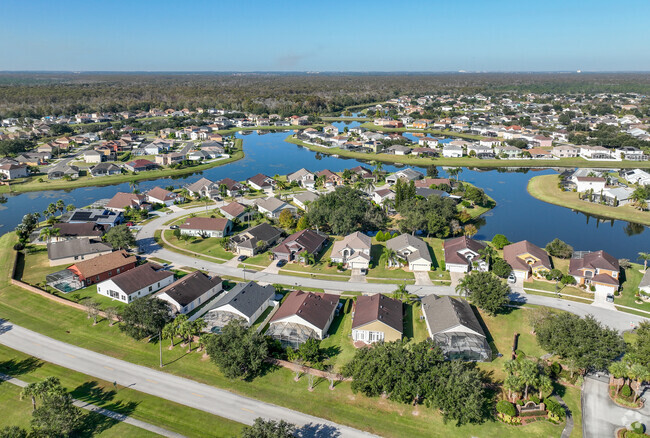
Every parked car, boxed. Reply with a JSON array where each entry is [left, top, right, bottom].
[[170, 225, 179, 230], [508, 273, 516, 284], [606, 294, 614, 303], [237, 255, 248, 262], [276, 259, 287, 268]]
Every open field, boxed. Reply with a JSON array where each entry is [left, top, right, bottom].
[[528, 174, 650, 226], [0, 140, 244, 194]]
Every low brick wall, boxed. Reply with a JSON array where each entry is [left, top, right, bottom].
[[267, 358, 352, 381]]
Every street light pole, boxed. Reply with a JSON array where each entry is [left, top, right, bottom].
[[152, 330, 163, 368]]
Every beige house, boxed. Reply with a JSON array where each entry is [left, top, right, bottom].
[[351, 294, 402, 345], [330, 232, 372, 270]]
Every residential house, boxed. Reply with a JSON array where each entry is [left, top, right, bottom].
[[155, 153, 184, 166], [97, 263, 175, 303], [330, 232, 372, 270], [569, 250, 620, 295], [617, 146, 645, 161], [47, 238, 113, 266], [106, 192, 148, 212], [179, 217, 232, 238], [146, 187, 180, 206], [287, 168, 316, 188], [231, 222, 283, 256], [216, 178, 246, 197], [372, 188, 395, 205], [386, 234, 432, 271], [532, 135, 553, 147], [495, 144, 521, 159], [639, 270, 650, 295], [255, 197, 297, 219], [220, 202, 254, 222], [418, 137, 439, 147], [384, 145, 411, 155], [267, 291, 339, 347], [124, 159, 157, 172], [247, 173, 276, 193], [204, 281, 276, 331], [415, 178, 452, 188], [442, 144, 464, 158], [67, 250, 137, 287], [186, 177, 215, 198], [155, 271, 223, 315], [272, 229, 327, 262], [351, 294, 403, 345], [48, 222, 106, 243], [90, 162, 121, 177], [443, 236, 488, 273], [385, 168, 424, 185], [527, 148, 553, 159], [421, 295, 491, 361], [503, 240, 552, 281], [572, 176, 607, 193], [47, 164, 79, 180], [62, 209, 122, 227], [83, 150, 103, 164], [292, 191, 319, 211], [316, 169, 344, 187], [552, 145, 579, 158], [0, 163, 29, 180]]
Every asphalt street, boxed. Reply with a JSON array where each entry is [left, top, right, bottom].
[[0, 321, 376, 438]]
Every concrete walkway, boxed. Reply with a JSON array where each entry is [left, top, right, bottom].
[[0, 321, 376, 438], [553, 394, 573, 438], [0, 372, 185, 438]]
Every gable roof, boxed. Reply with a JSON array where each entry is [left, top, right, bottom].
[[106, 192, 145, 210], [270, 291, 338, 330], [68, 250, 136, 278], [186, 177, 213, 193], [421, 295, 485, 337], [503, 240, 551, 272], [47, 238, 112, 261], [217, 177, 244, 191], [255, 197, 291, 213], [386, 233, 432, 264], [108, 263, 174, 295], [53, 222, 105, 238], [247, 173, 274, 187], [331, 232, 371, 256], [156, 271, 222, 307], [220, 201, 246, 217], [180, 217, 230, 232], [272, 229, 327, 256], [443, 236, 486, 266], [147, 187, 175, 202], [210, 281, 275, 319], [351, 294, 402, 333]]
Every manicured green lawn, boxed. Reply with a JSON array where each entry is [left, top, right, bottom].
[[275, 239, 351, 277], [404, 303, 429, 343], [617, 264, 650, 312], [239, 251, 274, 268], [526, 279, 593, 300], [528, 174, 650, 226], [366, 240, 414, 280], [0, 345, 244, 438], [15, 246, 61, 287], [163, 230, 234, 260], [320, 307, 356, 372]]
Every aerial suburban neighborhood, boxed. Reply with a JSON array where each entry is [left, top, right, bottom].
[[1, 3, 650, 437]]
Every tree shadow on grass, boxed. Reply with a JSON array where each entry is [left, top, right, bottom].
[[0, 357, 43, 378], [71, 381, 140, 437], [295, 422, 342, 438]]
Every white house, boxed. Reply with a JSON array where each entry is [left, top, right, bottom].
[[155, 271, 223, 315], [330, 232, 372, 270], [255, 197, 297, 219], [386, 233, 432, 271], [287, 168, 316, 188], [179, 217, 232, 238], [572, 176, 606, 193], [204, 281, 276, 331], [442, 144, 464, 158], [146, 187, 180, 206], [97, 263, 174, 304]]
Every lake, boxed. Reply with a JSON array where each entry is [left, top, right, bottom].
[[0, 121, 648, 259]]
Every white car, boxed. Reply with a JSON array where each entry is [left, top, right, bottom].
[[507, 273, 516, 284]]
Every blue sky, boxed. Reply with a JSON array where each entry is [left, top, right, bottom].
[[1, 0, 649, 72]]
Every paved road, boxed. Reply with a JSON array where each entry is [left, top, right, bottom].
[[583, 376, 650, 438], [0, 321, 376, 438], [0, 372, 185, 438], [138, 207, 648, 332]]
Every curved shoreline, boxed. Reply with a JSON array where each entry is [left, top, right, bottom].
[[527, 174, 650, 226], [285, 135, 650, 170], [0, 139, 245, 195]]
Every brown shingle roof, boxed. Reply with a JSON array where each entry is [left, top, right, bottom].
[[68, 250, 136, 278], [272, 229, 326, 256], [443, 236, 486, 266], [351, 294, 402, 333], [106, 192, 145, 210], [156, 271, 222, 307], [220, 202, 246, 217], [503, 240, 551, 273], [270, 291, 338, 331], [109, 263, 174, 295]]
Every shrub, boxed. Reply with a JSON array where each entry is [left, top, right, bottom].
[[516, 399, 524, 406], [13, 242, 25, 251], [544, 397, 565, 420], [496, 400, 517, 417], [343, 298, 352, 314], [629, 421, 645, 434], [530, 394, 541, 404], [376, 230, 384, 241], [492, 234, 510, 250], [621, 384, 632, 397], [589, 285, 596, 292], [550, 362, 562, 378]]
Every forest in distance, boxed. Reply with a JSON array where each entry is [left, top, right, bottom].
[[3, 72, 650, 118]]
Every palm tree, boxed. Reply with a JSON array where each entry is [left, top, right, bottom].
[[518, 359, 539, 400], [373, 161, 384, 179], [39, 227, 60, 244], [381, 246, 397, 268], [478, 245, 496, 267], [179, 188, 190, 202], [628, 363, 649, 402], [162, 322, 177, 348], [609, 361, 628, 395], [537, 374, 553, 399], [20, 377, 61, 411], [463, 224, 478, 237], [20, 383, 39, 411], [638, 252, 650, 272], [504, 374, 523, 402], [55, 199, 66, 216]]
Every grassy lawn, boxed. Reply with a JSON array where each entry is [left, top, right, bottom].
[[0, 345, 243, 438], [404, 303, 429, 343], [274, 239, 352, 278], [0, 233, 569, 437], [526, 279, 594, 300], [366, 240, 415, 280], [15, 246, 61, 287], [528, 174, 650, 226], [320, 306, 357, 372], [1, 141, 244, 195], [163, 230, 234, 260], [617, 264, 650, 312], [239, 251, 274, 268]]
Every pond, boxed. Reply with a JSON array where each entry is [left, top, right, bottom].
[[0, 122, 647, 259]]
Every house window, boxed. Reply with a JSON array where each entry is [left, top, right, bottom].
[[74, 256, 79, 260], [96, 276, 100, 281], [148, 286, 153, 292], [117, 268, 120, 274]]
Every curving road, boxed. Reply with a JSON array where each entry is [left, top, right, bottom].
[[0, 320, 376, 438], [137, 204, 648, 332]]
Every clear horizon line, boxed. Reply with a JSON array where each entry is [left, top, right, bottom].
[[1, 70, 650, 74]]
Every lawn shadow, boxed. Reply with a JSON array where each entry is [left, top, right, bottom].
[[71, 381, 117, 404], [0, 357, 43, 378], [470, 305, 500, 360], [296, 422, 342, 438], [76, 401, 139, 437]]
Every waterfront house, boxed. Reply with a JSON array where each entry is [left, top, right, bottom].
[[569, 250, 620, 295], [503, 240, 552, 281], [106, 192, 148, 212], [47, 238, 113, 266]]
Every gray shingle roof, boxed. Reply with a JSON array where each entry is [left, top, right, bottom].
[[209, 281, 275, 319], [421, 295, 485, 337], [47, 238, 112, 261]]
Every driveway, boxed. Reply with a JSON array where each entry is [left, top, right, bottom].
[[414, 271, 433, 286], [449, 271, 465, 289], [349, 269, 367, 283], [0, 321, 376, 438], [582, 375, 650, 438], [262, 259, 283, 275]]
